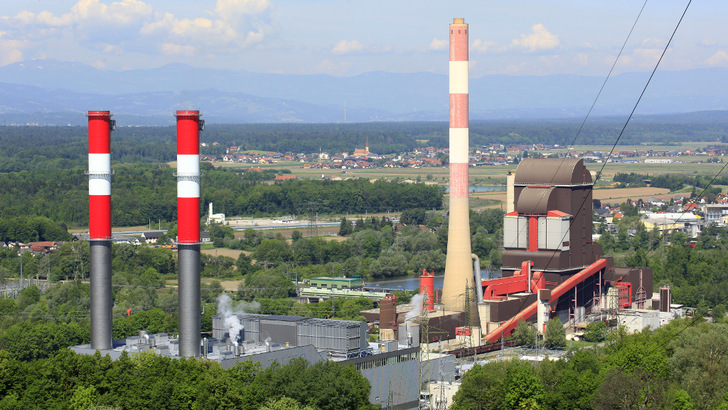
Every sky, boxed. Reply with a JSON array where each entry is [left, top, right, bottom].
[[0, 0, 726, 78]]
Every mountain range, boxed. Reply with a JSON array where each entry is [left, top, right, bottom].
[[0, 60, 726, 125]]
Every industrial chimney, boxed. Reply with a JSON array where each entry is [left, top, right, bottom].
[[176, 110, 203, 357], [88, 110, 114, 350], [442, 19, 480, 327], [420, 269, 435, 312]]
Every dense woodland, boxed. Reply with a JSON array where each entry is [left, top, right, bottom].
[[614, 172, 727, 196], [453, 321, 728, 410], [599, 222, 728, 313], [0, 353, 375, 409], [2, 115, 728, 172], [0, 163, 443, 227]]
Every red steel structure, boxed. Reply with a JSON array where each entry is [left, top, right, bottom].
[[483, 258, 608, 344], [88, 110, 114, 350], [420, 269, 435, 312]]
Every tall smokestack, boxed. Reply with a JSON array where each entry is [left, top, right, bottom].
[[442, 19, 480, 326], [88, 110, 114, 350], [176, 110, 203, 357]]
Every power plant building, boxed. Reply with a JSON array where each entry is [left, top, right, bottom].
[[72, 16, 682, 410]]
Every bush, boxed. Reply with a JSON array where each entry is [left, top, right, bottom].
[[584, 321, 608, 342]]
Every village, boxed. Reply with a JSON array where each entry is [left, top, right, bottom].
[[204, 140, 728, 170]]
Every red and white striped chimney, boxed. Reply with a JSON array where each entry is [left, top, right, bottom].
[[176, 110, 203, 357], [88, 111, 113, 240], [88, 110, 114, 350], [176, 111, 202, 245], [442, 19, 480, 326]]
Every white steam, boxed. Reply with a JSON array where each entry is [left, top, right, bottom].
[[405, 293, 424, 322], [217, 294, 260, 345]]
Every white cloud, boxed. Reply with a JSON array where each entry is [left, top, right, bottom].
[[160, 43, 196, 56], [429, 38, 447, 51], [102, 44, 123, 54], [633, 47, 663, 63], [13, 0, 152, 27], [706, 51, 728, 66], [575, 53, 589, 66], [0, 31, 25, 66], [215, 0, 270, 19], [140, 1, 270, 53], [0, 0, 270, 62], [471, 39, 500, 53], [330, 40, 392, 55], [331, 40, 365, 55], [0, 42, 23, 65], [510, 24, 559, 52], [503, 62, 528, 75], [640, 38, 666, 49], [312, 59, 353, 76]]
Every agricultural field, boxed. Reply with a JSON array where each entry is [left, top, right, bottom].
[[210, 159, 716, 213]]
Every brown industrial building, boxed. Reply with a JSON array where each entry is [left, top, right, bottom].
[[369, 158, 658, 348]]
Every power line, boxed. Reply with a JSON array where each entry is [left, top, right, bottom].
[[566, 0, 649, 151], [494, 0, 693, 340]]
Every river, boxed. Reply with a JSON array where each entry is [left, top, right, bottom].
[[364, 269, 500, 291]]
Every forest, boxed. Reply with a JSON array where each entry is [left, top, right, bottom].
[[2, 115, 728, 172], [599, 222, 728, 313], [0, 163, 443, 227], [613, 172, 727, 196], [0, 352, 375, 409], [453, 320, 728, 410]]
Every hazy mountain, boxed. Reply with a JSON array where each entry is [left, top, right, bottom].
[[0, 60, 726, 124]]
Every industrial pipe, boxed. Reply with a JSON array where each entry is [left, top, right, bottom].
[[420, 269, 436, 312], [483, 258, 607, 344], [472, 254, 484, 304], [88, 110, 114, 351]]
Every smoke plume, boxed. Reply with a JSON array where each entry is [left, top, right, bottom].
[[405, 293, 424, 322], [216, 294, 260, 345]]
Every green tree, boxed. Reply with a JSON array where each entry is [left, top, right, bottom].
[[669, 323, 728, 409], [338, 218, 353, 236], [514, 319, 539, 347], [290, 230, 303, 242], [544, 318, 566, 350], [15, 285, 41, 311], [452, 362, 505, 410], [252, 239, 291, 268], [238, 270, 295, 301], [503, 361, 545, 409], [235, 253, 260, 276], [260, 396, 315, 410], [583, 321, 608, 342]]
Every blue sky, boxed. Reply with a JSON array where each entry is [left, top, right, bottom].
[[1, 0, 726, 77]]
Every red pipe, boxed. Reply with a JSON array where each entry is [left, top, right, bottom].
[[528, 215, 538, 251], [483, 258, 607, 344]]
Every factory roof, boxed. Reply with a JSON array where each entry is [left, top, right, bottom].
[[514, 158, 592, 186]]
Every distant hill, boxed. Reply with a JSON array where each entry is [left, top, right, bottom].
[[0, 60, 727, 124]]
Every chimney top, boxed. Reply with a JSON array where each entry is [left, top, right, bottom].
[[453, 18, 465, 24]]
